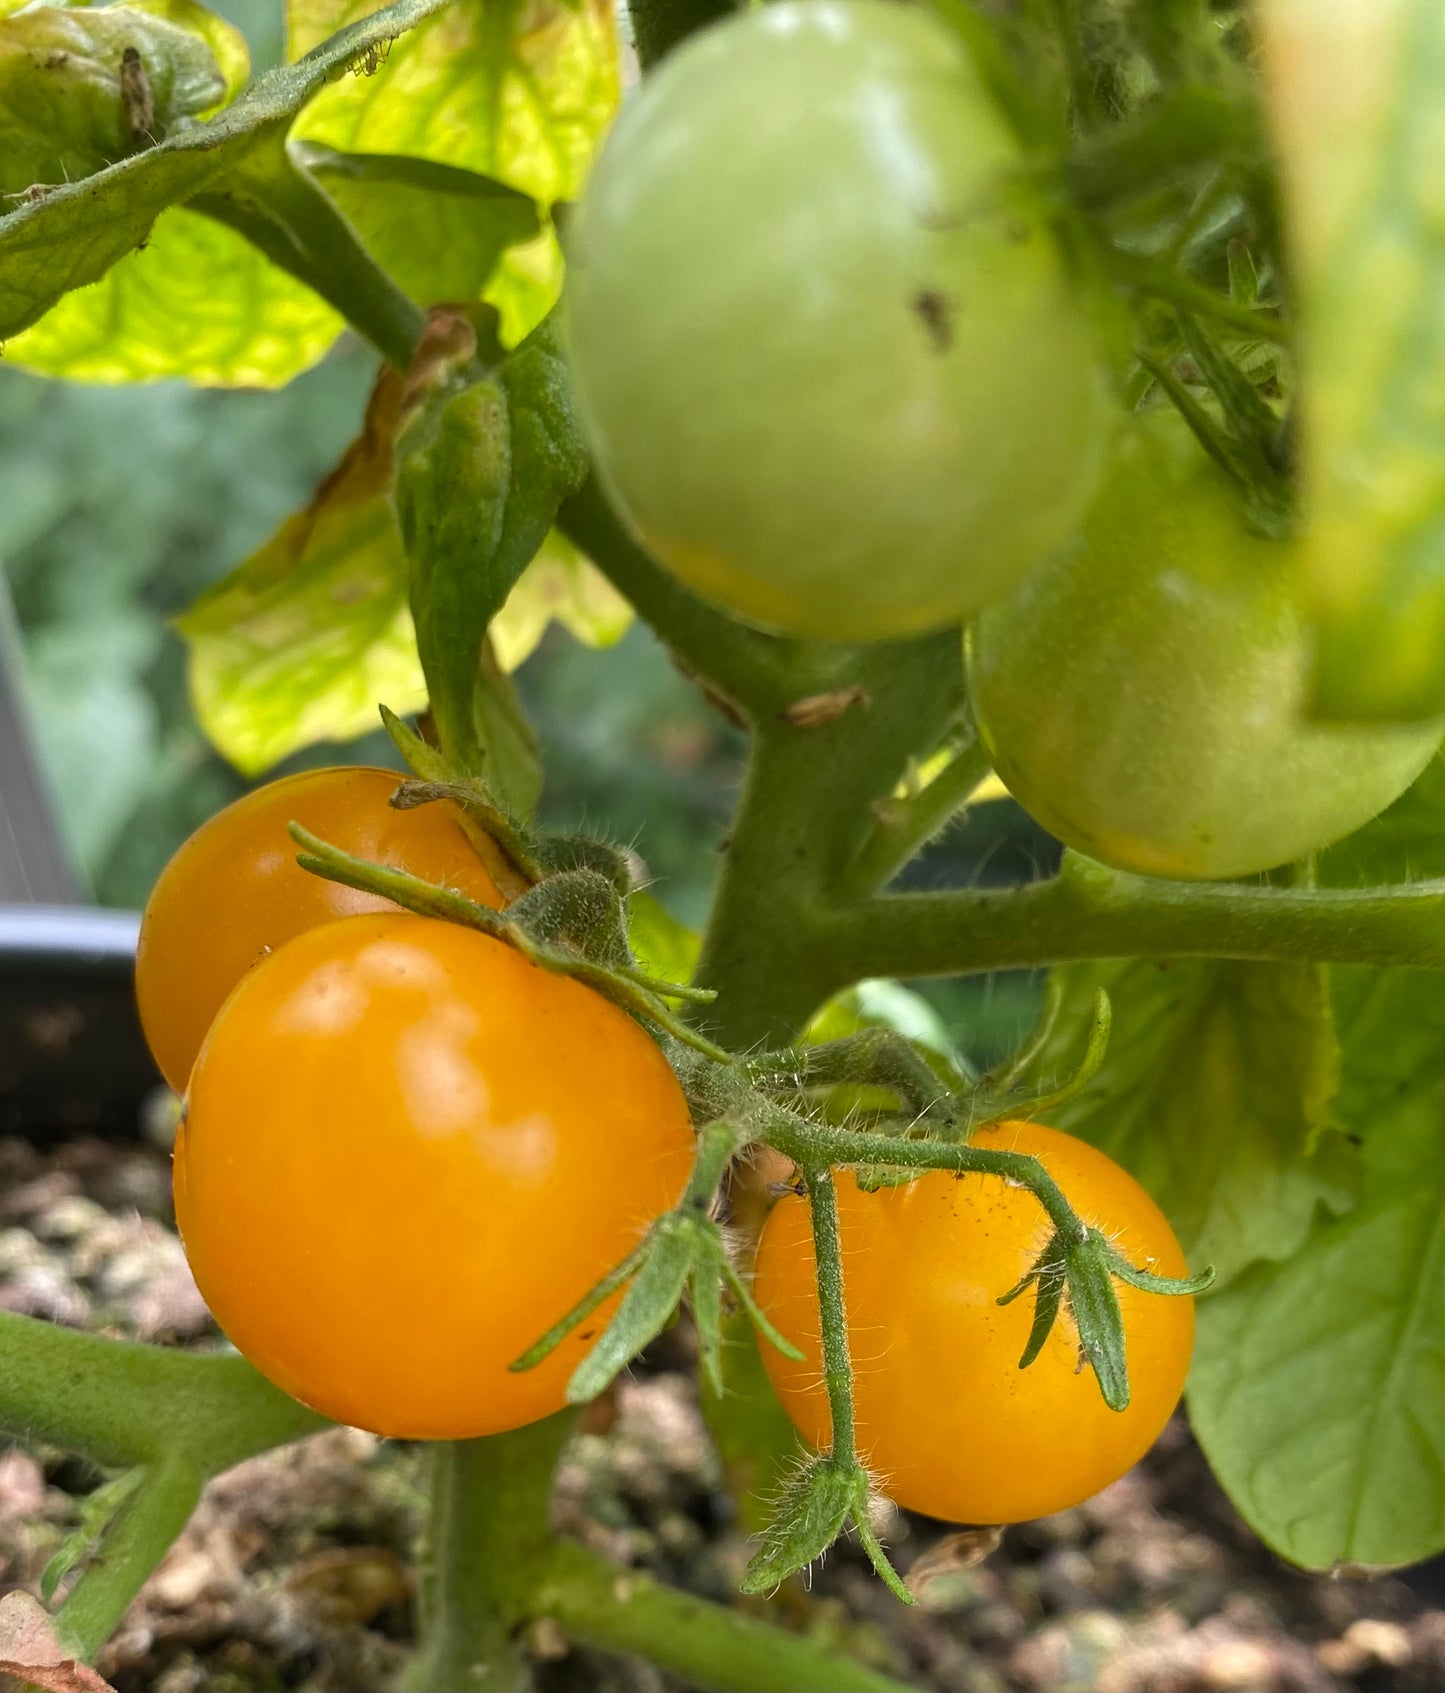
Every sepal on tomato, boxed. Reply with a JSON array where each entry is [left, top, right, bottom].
[[967, 986, 1111, 1132], [740, 1454, 911, 1605], [999, 1224, 1213, 1412], [510, 1120, 800, 1403], [287, 819, 725, 1060]]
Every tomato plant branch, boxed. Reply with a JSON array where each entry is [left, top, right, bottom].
[[0, 1309, 327, 1474], [691, 640, 966, 1048], [1111, 250, 1287, 342], [838, 727, 990, 895], [55, 1460, 204, 1662], [737, 1168, 910, 1601], [805, 1169, 857, 1460], [289, 825, 729, 1059], [825, 852, 1445, 983], [535, 1541, 914, 1692], [557, 479, 791, 717], [765, 1117, 1088, 1249], [401, 1418, 576, 1693], [197, 143, 426, 372]]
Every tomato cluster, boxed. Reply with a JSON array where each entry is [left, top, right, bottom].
[[141, 766, 1192, 1521], [139, 769, 695, 1438], [566, 0, 1443, 880]]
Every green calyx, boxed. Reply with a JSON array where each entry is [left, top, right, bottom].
[[290, 705, 727, 1061], [1000, 1227, 1214, 1412], [741, 1453, 910, 1605]]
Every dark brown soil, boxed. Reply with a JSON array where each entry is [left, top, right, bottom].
[[1, 1133, 1440, 1693]]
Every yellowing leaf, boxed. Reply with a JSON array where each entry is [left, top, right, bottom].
[[289, 0, 619, 205], [492, 527, 631, 672], [178, 367, 426, 773], [289, 0, 618, 338], [4, 205, 341, 385]]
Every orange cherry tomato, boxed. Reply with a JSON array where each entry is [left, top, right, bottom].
[[176, 912, 696, 1439], [753, 1121, 1194, 1524], [136, 767, 503, 1092]]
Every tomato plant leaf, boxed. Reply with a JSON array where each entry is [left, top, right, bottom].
[[0, 5, 226, 203], [0, 0, 448, 355], [490, 525, 631, 672], [289, 0, 616, 208], [125, 0, 252, 102], [1190, 965, 1445, 1569], [4, 205, 343, 385], [40, 1469, 147, 1603], [805, 979, 963, 1075], [394, 311, 587, 801], [740, 1456, 861, 1595], [1261, 0, 1445, 720], [1021, 956, 1355, 1288], [178, 367, 427, 774], [1316, 750, 1445, 890], [288, 0, 619, 341], [627, 891, 701, 993], [297, 143, 541, 308]]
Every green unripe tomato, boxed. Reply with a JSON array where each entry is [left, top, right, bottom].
[[564, 0, 1110, 643], [966, 411, 1445, 881]]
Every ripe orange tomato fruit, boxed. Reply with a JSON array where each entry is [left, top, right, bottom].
[[753, 1121, 1194, 1523], [136, 767, 503, 1092], [176, 913, 696, 1439]]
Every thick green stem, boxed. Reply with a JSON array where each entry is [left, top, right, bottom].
[[839, 730, 990, 897], [694, 645, 965, 1048], [824, 852, 1445, 982], [401, 1417, 576, 1693], [557, 481, 787, 715], [56, 1462, 203, 1661], [536, 1542, 910, 1693], [0, 1310, 327, 1473], [195, 144, 426, 371], [561, 480, 968, 1047], [805, 1170, 856, 1461], [768, 1117, 1087, 1247]]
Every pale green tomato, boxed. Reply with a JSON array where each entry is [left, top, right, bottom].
[[564, 0, 1110, 642], [966, 411, 1445, 881]]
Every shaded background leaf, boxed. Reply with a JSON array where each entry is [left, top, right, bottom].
[[1190, 969, 1445, 1570], [177, 367, 426, 774], [491, 525, 630, 672], [300, 144, 540, 307], [3, 206, 342, 385], [1262, 0, 1445, 721], [1018, 953, 1352, 1287], [0, 0, 450, 357]]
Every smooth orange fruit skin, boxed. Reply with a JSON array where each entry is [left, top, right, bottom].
[[175, 913, 696, 1439], [137, 767, 503, 1092], [753, 1121, 1194, 1524]]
